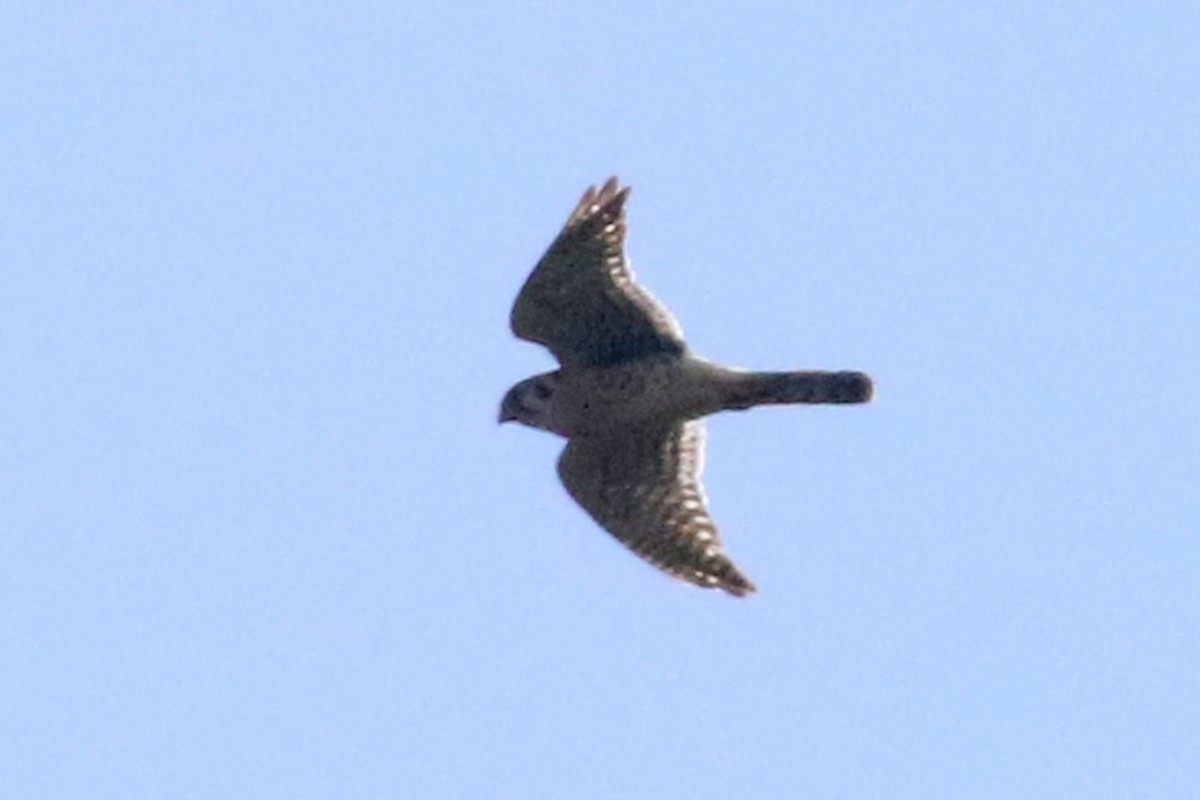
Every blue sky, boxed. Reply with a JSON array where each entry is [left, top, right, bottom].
[[3, 3, 1197, 798]]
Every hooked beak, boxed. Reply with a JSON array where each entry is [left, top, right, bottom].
[[498, 404, 517, 424]]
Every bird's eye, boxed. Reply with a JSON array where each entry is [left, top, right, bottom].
[[533, 382, 552, 400]]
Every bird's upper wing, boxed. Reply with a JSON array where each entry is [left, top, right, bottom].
[[510, 178, 687, 369], [557, 420, 756, 597]]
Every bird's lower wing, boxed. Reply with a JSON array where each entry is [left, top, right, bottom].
[[556, 421, 756, 597]]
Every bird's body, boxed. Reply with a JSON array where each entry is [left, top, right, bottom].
[[500, 178, 872, 597], [507, 356, 725, 437], [510, 357, 869, 438]]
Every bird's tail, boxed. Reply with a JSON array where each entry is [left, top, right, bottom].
[[721, 370, 874, 410]]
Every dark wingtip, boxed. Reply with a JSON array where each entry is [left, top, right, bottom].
[[596, 176, 630, 211], [569, 177, 630, 225], [710, 562, 757, 598], [681, 557, 757, 598], [721, 576, 758, 598]]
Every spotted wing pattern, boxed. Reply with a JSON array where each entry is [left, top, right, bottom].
[[510, 178, 687, 369], [556, 420, 756, 596]]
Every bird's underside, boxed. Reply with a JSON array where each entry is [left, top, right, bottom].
[[501, 177, 873, 597]]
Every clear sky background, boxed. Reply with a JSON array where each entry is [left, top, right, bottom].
[[3, 3, 1197, 798]]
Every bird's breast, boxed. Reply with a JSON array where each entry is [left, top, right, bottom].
[[555, 356, 724, 434]]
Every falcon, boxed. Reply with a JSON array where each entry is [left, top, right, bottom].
[[500, 178, 872, 596]]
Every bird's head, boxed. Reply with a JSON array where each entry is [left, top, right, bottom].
[[498, 372, 563, 434]]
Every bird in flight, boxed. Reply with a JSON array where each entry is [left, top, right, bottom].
[[500, 178, 872, 597]]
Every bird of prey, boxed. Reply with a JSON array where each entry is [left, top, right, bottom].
[[500, 178, 872, 597]]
